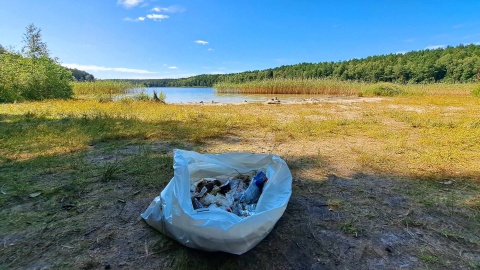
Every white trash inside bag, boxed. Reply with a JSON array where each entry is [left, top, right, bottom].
[[141, 149, 292, 255]]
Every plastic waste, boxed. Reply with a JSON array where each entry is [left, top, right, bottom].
[[141, 149, 292, 255], [240, 170, 268, 204], [189, 170, 266, 217]]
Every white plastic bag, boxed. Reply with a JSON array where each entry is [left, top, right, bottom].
[[141, 149, 292, 255]]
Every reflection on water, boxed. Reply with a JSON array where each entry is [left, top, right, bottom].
[[125, 87, 322, 103]]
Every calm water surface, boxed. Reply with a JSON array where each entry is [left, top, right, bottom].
[[126, 87, 320, 103]]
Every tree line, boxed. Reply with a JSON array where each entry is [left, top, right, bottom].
[[68, 68, 95, 82], [116, 44, 480, 87]]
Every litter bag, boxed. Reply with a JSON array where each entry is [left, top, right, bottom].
[[141, 149, 292, 255]]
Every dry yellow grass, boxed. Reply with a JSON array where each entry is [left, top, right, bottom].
[[1, 95, 479, 182]]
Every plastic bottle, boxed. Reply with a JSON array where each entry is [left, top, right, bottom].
[[240, 171, 268, 204]]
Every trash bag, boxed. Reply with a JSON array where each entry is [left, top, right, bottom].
[[141, 149, 292, 255]]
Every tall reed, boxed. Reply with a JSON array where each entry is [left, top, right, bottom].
[[214, 79, 364, 95], [72, 81, 139, 96], [214, 78, 477, 97]]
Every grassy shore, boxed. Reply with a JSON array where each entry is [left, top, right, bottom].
[[1, 93, 479, 269]]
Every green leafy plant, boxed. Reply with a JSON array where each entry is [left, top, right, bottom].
[[361, 82, 406, 96], [153, 91, 166, 103]]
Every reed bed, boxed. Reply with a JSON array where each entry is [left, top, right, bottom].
[[214, 79, 478, 97], [72, 80, 139, 96], [215, 79, 363, 95]]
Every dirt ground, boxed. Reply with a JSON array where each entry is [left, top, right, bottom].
[[1, 99, 479, 270]]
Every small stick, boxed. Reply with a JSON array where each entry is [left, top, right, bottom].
[[144, 239, 149, 257]]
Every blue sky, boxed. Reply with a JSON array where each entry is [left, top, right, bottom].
[[1, 0, 480, 79]]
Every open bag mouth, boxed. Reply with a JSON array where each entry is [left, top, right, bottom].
[[141, 149, 292, 255]]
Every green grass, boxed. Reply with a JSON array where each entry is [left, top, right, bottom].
[[473, 84, 480, 97]]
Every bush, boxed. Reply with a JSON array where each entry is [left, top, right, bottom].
[[0, 53, 25, 102], [361, 83, 406, 97], [133, 92, 151, 101], [472, 84, 480, 97], [0, 53, 73, 102], [153, 91, 166, 103]]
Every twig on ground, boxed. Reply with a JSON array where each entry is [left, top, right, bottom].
[[404, 221, 439, 250], [84, 226, 101, 236], [144, 239, 149, 257]]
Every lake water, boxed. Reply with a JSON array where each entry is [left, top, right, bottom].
[[126, 87, 319, 103]]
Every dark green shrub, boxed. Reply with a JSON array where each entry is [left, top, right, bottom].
[[133, 92, 151, 101], [361, 83, 406, 97]]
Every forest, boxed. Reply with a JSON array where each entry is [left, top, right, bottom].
[[114, 44, 480, 87], [68, 68, 95, 82]]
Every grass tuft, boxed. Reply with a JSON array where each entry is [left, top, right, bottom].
[[472, 84, 480, 97], [100, 162, 120, 182]]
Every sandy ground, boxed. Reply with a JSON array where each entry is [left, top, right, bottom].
[[172, 96, 385, 106]]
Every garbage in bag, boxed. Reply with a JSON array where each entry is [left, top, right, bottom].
[[141, 149, 292, 255]]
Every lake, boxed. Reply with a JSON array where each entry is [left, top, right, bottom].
[[126, 87, 320, 103]]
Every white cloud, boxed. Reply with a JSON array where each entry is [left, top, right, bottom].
[[123, 17, 145, 22], [425, 45, 446, 50], [118, 0, 143, 8], [146, 14, 169, 21], [208, 48, 214, 51], [62, 64, 156, 74], [152, 5, 185, 13], [168, 66, 178, 69], [210, 71, 225, 75], [194, 40, 208, 45]]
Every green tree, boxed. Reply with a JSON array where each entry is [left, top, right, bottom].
[[21, 23, 49, 58], [0, 24, 73, 102], [0, 53, 73, 102]]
